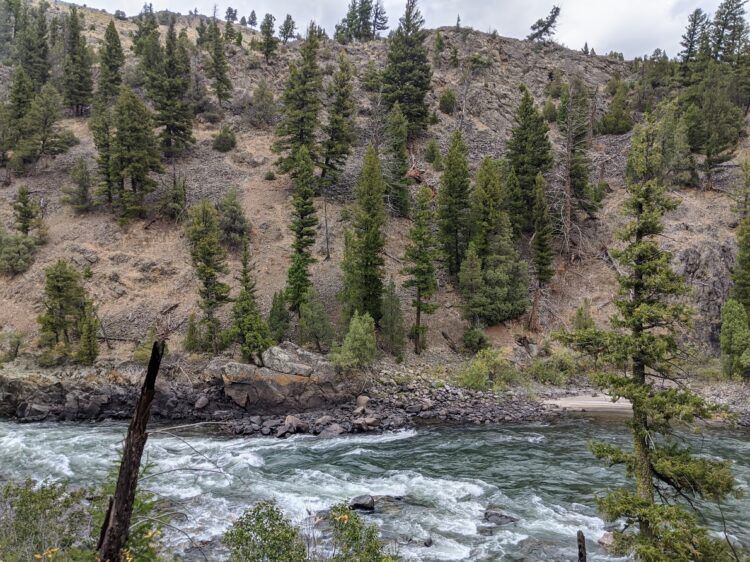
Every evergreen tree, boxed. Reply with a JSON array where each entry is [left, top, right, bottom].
[[372, 0, 388, 37], [402, 186, 438, 354], [299, 287, 334, 353], [531, 173, 553, 287], [248, 10, 257, 29], [527, 5, 560, 42], [62, 6, 93, 115], [332, 311, 377, 369], [217, 188, 250, 250], [13, 186, 40, 237], [76, 302, 100, 365], [240, 16, 247, 27], [711, 0, 746, 64], [89, 104, 116, 205], [17, 3, 50, 88], [14, 84, 70, 169], [286, 147, 318, 314], [458, 242, 484, 326], [720, 298, 750, 378], [8, 66, 34, 126], [186, 201, 231, 353], [437, 130, 471, 276], [679, 9, 709, 68], [274, 24, 322, 172], [279, 14, 296, 44], [382, 0, 432, 136], [260, 14, 278, 63], [384, 102, 410, 217], [469, 158, 504, 258], [208, 20, 232, 106], [563, 174, 737, 561], [506, 85, 552, 233], [340, 146, 386, 323], [155, 18, 195, 159], [380, 279, 405, 361], [268, 290, 290, 343], [63, 157, 94, 213], [98, 20, 125, 102], [233, 240, 272, 363], [37, 260, 87, 348], [732, 216, 750, 316], [249, 80, 277, 128], [132, 3, 158, 56], [598, 82, 633, 134], [321, 54, 356, 189], [111, 87, 163, 217]]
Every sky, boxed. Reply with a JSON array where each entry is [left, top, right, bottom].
[[80, 0, 726, 59]]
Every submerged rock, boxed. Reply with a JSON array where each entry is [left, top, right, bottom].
[[349, 494, 375, 512], [484, 510, 519, 526]]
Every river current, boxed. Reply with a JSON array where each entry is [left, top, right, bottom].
[[1, 417, 748, 561]]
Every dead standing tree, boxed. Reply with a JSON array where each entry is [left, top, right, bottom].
[[98, 340, 166, 562]]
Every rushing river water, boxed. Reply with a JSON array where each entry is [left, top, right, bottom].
[[1, 417, 749, 561]]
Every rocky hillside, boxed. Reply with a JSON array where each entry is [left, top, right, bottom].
[[0, 2, 742, 368]]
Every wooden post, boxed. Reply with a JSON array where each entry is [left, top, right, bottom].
[[98, 341, 165, 562], [577, 530, 587, 562]]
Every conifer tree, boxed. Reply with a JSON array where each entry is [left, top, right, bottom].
[[217, 188, 250, 250], [13, 186, 40, 237], [63, 157, 94, 213], [286, 147, 318, 314], [90, 104, 116, 205], [332, 311, 377, 369], [402, 186, 438, 353], [155, 18, 195, 159], [111, 87, 163, 217], [598, 82, 633, 135], [321, 54, 356, 189], [340, 146, 386, 323], [720, 298, 750, 377], [274, 24, 322, 172], [469, 158, 504, 258], [384, 102, 410, 217], [38, 259, 87, 348], [506, 86, 552, 233], [563, 173, 737, 561], [529, 173, 553, 330], [8, 66, 34, 129], [17, 3, 50, 89], [732, 216, 750, 316], [711, 0, 746, 63], [279, 14, 296, 44], [76, 302, 100, 365], [233, 240, 272, 363], [437, 130, 471, 276], [268, 290, 290, 343], [527, 5, 560, 42], [260, 14, 278, 63], [98, 20, 124, 102], [299, 287, 334, 353], [380, 279, 405, 361], [14, 84, 70, 169], [62, 6, 93, 115], [458, 242, 484, 326], [186, 201, 231, 353], [248, 10, 257, 29], [208, 20, 232, 106], [679, 9, 709, 69], [382, 0, 432, 136], [372, 0, 388, 37], [132, 3, 158, 56]]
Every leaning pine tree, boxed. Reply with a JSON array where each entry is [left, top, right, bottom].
[[562, 141, 738, 559]]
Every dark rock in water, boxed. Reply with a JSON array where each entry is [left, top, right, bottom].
[[424, 537, 433, 547], [484, 510, 518, 526], [349, 494, 375, 512]]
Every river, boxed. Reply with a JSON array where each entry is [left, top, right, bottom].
[[1, 417, 748, 561]]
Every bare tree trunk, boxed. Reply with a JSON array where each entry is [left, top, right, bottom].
[[98, 341, 166, 562], [577, 530, 587, 562], [323, 195, 331, 261], [528, 286, 541, 332]]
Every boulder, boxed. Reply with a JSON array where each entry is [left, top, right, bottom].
[[194, 395, 209, 410], [484, 510, 518, 526], [319, 423, 346, 437], [262, 343, 316, 376], [349, 494, 375, 512], [276, 415, 310, 438], [598, 531, 615, 549], [353, 416, 379, 431]]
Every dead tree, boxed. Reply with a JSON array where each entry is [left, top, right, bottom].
[[98, 341, 166, 562], [577, 530, 587, 561]]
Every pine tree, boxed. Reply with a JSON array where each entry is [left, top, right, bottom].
[[132, 3, 158, 56], [506, 85, 552, 233], [8, 66, 34, 129], [13, 186, 40, 237], [380, 279, 405, 360], [268, 290, 290, 343], [208, 20, 232, 106], [248, 10, 257, 29], [260, 14, 278, 63], [286, 147, 318, 314], [249, 80, 277, 128], [279, 14, 296, 44], [209, 191, 245, 251], [732, 216, 750, 316], [402, 186, 438, 354], [76, 302, 100, 365], [155, 18, 195, 159], [720, 298, 750, 377], [680, 9, 709, 69], [63, 157, 94, 213], [14, 84, 70, 169], [372, 0, 388, 37], [382, 0, 432, 136], [384, 102, 410, 217], [531, 173, 553, 287], [90, 104, 116, 205], [98, 20, 125, 102], [469, 158, 504, 258], [458, 242, 485, 326], [437, 130, 471, 276], [711, 0, 746, 64], [37, 260, 87, 348], [299, 287, 334, 353], [240, 16, 247, 27], [17, 3, 50, 88], [332, 311, 377, 369], [233, 240, 272, 363], [186, 201, 231, 353], [62, 6, 93, 115], [527, 5, 560, 42], [111, 87, 163, 217], [274, 24, 322, 172], [321, 54, 356, 190], [563, 174, 737, 561], [340, 146, 387, 323]]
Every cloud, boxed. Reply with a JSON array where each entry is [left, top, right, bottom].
[[80, 0, 725, 59]]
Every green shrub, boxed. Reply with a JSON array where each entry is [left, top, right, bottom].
[[463, 327, 489, 354], [213, 126, 237, 152], [458, 348, 519, 390], [0, 229, 36, 275], [543, 98, 557, 123], [203, 110, 222, 124], [264, 170, 277, 181], [439, 89, 457, 114], [424, 139, 440, 163], [328, 504, 395, 561], [224, 501, 307, 562], [332, 311, 377, 370], [0, 331, 23, 363], [527, 349, 577, 386], [133, 327, 160, 363], [573, 300, 595, 331]]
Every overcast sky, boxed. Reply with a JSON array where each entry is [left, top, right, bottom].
[[80, 0, 725, 59]]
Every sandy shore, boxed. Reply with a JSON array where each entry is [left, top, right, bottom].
[[544, 393, 632, 414]]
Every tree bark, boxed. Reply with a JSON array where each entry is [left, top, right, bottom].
[[577, 530, 587, 562], [98, 341, 166, 562]]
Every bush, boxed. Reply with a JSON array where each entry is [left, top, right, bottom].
[[463, 327, 489, 354], [213, 127, 237, 152], [328, 504, 394, 560], [0, 230, 36, 275], [224, 501, 307, 562], [424, 139, 440, 163], [0, 331, 23, 363], [332, 311, 377, 370], [264, 170, 277, 181], [439, 89, 457, 114], [202, 110, 223, 124], [527, 349, 577, 386], [458, 348, 519, 390], [248, 80, 276, 128], [543, 98, 557, 123], [573, 300, 595, 331]]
